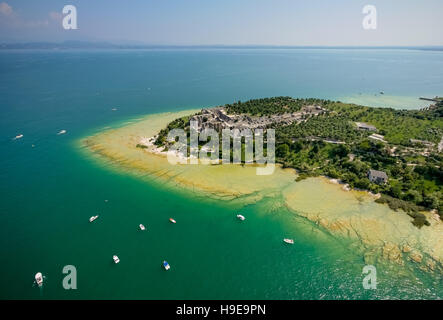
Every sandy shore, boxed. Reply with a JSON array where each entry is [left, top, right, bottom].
[[82, 110, 443, 273], [83, 110, 297, 204]]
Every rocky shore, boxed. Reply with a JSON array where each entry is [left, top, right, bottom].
[[282, 177, 443, 273]]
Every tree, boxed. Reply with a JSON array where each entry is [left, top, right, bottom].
[[355, 178, 371, 190], [389, 183, 402, 198], [291, 141, 303, 153], [276, 144, 290, 158], [331, 144, 350, 158], [404, 190, 422, 204], [423, 194, 439, 209]]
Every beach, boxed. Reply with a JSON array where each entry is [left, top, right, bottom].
[[83, 110, 298, 204]]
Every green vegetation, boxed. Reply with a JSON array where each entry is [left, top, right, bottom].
[[153, 97, 443, 227], [323, 101, 443, 144], [375, 194, 430, 228], [225, 97, 324, 116], [154, 114, 194, 147], [276, 114, 367, 142], [274, 101, 442, 227]]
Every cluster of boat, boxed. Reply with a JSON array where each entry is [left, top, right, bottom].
[[88, 214, 177, 270], [28, 129, 72, 288], [236, 214, 294, 244], [13, 130, 67, 147], [13, 130, 67, 142]]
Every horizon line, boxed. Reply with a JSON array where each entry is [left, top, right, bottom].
[[1, 41, 443, 50]]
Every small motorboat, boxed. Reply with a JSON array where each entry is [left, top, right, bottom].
[[113, 255, 120, 264], [236, 214, 245, 221], [163, 261, 170, 270], [169, 218, 176, 224], [35, 272, 43, 287], [283, 238, 294, 244], [89, 215, 99, 223], [139, 224, 146, 231], [13, 134, 23, 140], [57, 130, 67, 135]]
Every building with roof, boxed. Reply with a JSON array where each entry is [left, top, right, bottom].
[[355, 122, 377, 131], [368, 169, 388, 184], [369, 133, 386, 143]]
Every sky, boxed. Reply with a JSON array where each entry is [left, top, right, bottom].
[[0, 0, 442, 46]]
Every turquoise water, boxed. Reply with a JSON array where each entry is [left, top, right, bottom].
[[0, 49, 442, 299]]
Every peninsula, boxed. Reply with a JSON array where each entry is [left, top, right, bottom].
[[152, 97, 443, 228], [83, 97, 443, 273]]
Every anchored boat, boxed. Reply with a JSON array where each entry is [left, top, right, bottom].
[[236, 214, 245, 221], [169, 218, 176, 224], [113, 255, 120, 264], [283, 238, 294, 244], [139, 224, 146, 231], [163, 261, 170, 270], [89, 215, 99, 222]]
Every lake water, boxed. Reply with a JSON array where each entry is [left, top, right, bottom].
[[0, 48, 442, 299]]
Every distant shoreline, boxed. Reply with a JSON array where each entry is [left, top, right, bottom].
[[2, 42, 443, 51]]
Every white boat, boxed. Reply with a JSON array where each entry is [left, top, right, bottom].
[[163, 261, 170, 270], [113, 255, 120, 264], [57, 130, 67, 135], [236, 214, 245, 221], [169, 218, 176, 224], [13, 134, 23, 140], [283, 238, 294, 244], [139, 224, 146, 231], [89, 215, 99, 222], [35, 272, 43, 287]]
